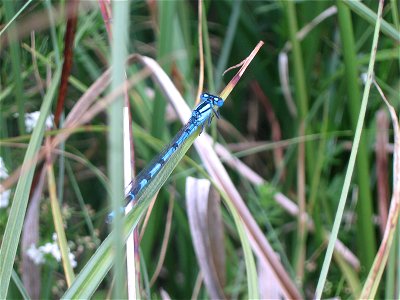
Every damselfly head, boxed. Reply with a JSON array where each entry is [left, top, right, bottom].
[[200, 93, 224, 107]]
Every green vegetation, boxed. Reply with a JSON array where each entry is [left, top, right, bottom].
[[1, 1, 399, 299]]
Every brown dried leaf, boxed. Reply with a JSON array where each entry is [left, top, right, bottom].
[[186, 177, 225, 299]]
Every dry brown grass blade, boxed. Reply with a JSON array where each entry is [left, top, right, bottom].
[[0, 2, 94, 48], [220, 41, 264, 100], [4, 44, 298, 298], [258, 257, 284, 299], [53, 57, 152, 149], [194, 126, 302, 299], [360, 80, 400, 299], [54, 0, 79, 128], [137, 50, 302, 299], [210, 136, 360, 270], [195, 0, 205, 102], [0, 55, 150, 193], [375, 109, 390, 236], [21, 167, 46, 299], [251, 81, 285, 180], [186, 178, 225, 299]]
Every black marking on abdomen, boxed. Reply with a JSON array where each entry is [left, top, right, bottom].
[[159, 158, 166, 166], [145, 172, 152, 182], [130, 185, 141, 197]]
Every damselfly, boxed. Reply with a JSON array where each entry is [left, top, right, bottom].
[[107, 93, 224, 222]]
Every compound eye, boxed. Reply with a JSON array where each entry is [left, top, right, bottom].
[[213, 96, 223, 106], [200, 93, 210, 102]]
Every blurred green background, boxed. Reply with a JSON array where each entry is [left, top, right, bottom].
[[1, 0, 399, 299]]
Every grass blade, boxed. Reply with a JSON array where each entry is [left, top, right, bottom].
[[62, 117, 200, 299], [343, 0, 400, 42], [336, 0, 376, 268], [109, 1, 130, 298], [47, 163, 75, 286], [0, 67, 62, 298], [315, 0, 384, 297]]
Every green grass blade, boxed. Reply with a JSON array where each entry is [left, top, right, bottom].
[[0, 67, 62, 299], [343, 0, 400, 42], [44, 0, 61, 67], [215, 0, 242, 90], [60, 231, 115, 299], [62, 121, 201, 299], [337, 0, 376, 268], [201, 5, 215, 92], [282, 0, 312, 281], [315, 0, 384, 297], [109, 1, 130, 299], [221, 189, 259, 298], [65, 161, 100, 245], [0, 0, 34, 37], [11, 269, 30, 300], [48, 164, 75, 286], [152, 1, 177, 138], [4, 0, 25, 135]]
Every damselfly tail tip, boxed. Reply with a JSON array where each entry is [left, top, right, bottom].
[[106, 207, 125, 224], [106, 212, 115, 224]]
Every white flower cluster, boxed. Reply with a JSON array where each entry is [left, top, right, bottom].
[[1, 111, 55, 207], [0, 157, 11, 208], [26, 233, 77, 268], [24, 111, 54, 132], [13, 111, 54, 133]]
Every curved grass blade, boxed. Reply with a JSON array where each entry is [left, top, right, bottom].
[[315, 0, 384, 297], [187, 177, 259, 299], [343, 0, 400, 42], [227, 196, 259, 299], [61, 125, 200, 299], [62, 44, 263, 298], [48, 164, 75, 286], [11, 269, 30, 300], [0, 67, 62, 298]]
